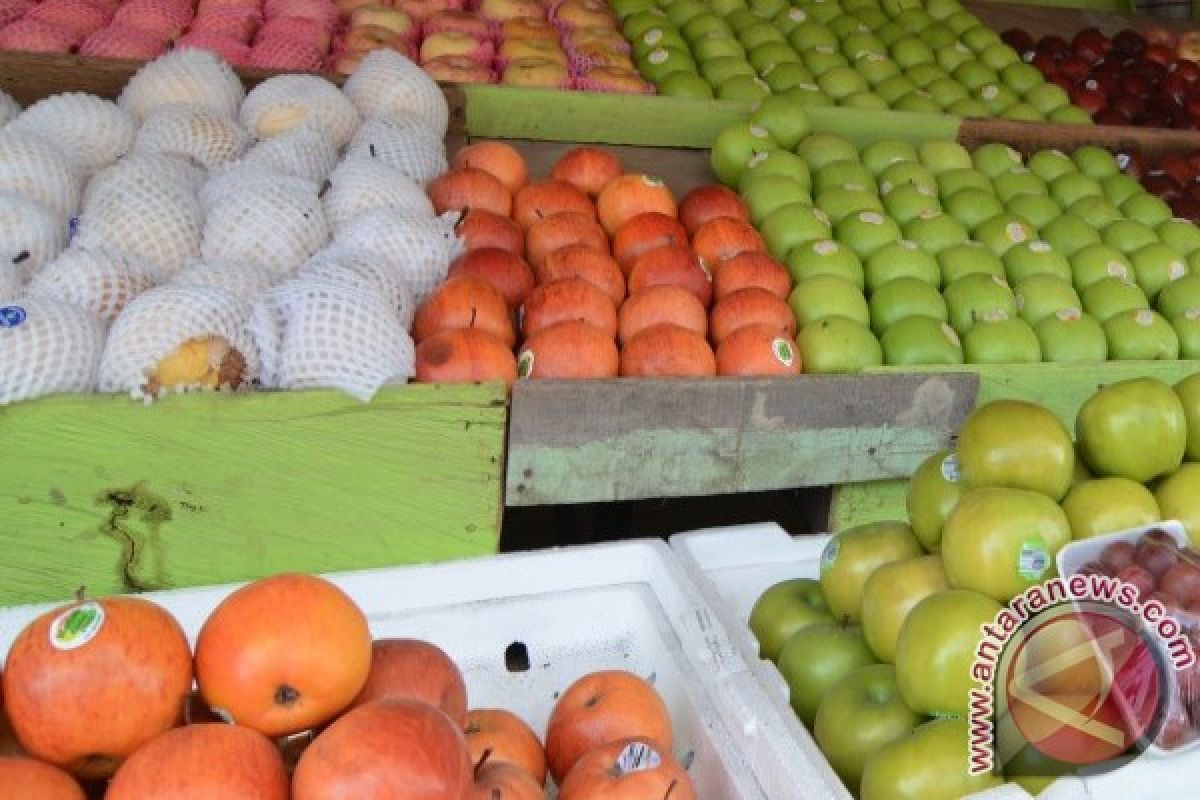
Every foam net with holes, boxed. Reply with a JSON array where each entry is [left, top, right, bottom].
[[1, 264, 21, 301], [299, 245, 416, 329], [0, 191, 67, 279], [118, 48, 245, 123], [239, 74, 359, 148], [333, 208, 462, 304], [0, 130, 84, 220], [321, 155, 434, 232], [0, 297, 108, 405], [344, 113, 447, 187], [26, 246, 159, 322], [238, 122, 337, 184], [341, 49, 448, 136], [168, 259, 276, 298], [248, 276, 414, 402], [0, 90, 18, 126], [133, 104, 250, 169], [7, 93, 134, 175]]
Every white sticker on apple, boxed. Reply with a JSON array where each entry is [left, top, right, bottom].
[[1170, 261, 1187, 281], [940, 453, 959, 483], [982, 85, 999, 100], [643, 29, 663, 45], [860, 211, 884, 225], [1005, 223, 1027, 243], [749, 125, 769, 139], [1135, 309, 1155, 326], [1188, 308, 1200, 320], [616, 742, 662, 774], [789, 8, 806, 21], [647, 49, 668, 65], [941, 323, 960, 345], [814, 240, 839, 255], [992, 274, 1009, 288], [1107, 261, 1129, 280], [880, 180, 894, 195], [900, 240, 918, 250], [1030, 240, 1051, 253], [747, 151, 769, 168], [1056, 307, 1082, 321]]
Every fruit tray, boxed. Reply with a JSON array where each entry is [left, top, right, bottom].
[[668, 521, 1200, 800], [0, 538, 805, 799]]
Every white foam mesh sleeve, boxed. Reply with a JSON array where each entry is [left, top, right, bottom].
[[133, 103, 250, 169], [239, 74, 359, 149], [299, 245, 415, 329], [321, 155, 434, 232], [0, 297, 107, 405], [0, 130, 83, 219], [168, 259, 276, 298], [118, 48, 245, 123], [333, 208, 463, 304], [26, 246, 158, 321], [238, 122, 337, 184], [343, 113, 447, 186], [8, 93, 135, 174], [0, 191, 67, 278], [341, 48, 448, 136]]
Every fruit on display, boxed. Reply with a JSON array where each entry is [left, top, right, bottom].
[[465, 708, 548, 785], [556, 738, 696, 800], [818, 521, 923, 623], [0, 757, 86, 799], [748, 577, 833, 661], [955, 398, 1074, 499], [859, 554, 948, 663], [775, 621, 875, 727], [859, 718, 1003, 800], [1076, 376, 1187, 482], [352, 638, 469, 725]]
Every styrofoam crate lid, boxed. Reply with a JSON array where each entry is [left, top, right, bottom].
[[669, 523, 1200, 800], [0, 539, 767, 800]]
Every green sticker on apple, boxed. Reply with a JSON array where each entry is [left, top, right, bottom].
[[820, 537, 840, 574]]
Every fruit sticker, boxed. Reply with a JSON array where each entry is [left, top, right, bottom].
[[1057, 307, 1082, 322], [772, 338, 795, 368], [49, 602, 104, 650], [1017, 539, 1050, 582], [788, 8, 806, 21], [0, 305, 26, 327], [516, 350, 535, 379], [1169, 261, 1187, 281], [940, 453, 960, 483], [616, 742, 662, 774], [1135, 309, 1155, 327], [814, 240, 839, 256], [820, 537, 840, 574], [1107, 261, 1130, 280]]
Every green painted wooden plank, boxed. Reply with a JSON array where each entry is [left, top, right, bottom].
[[0, 383, 507, 605], [974, 0, 1130, 12]]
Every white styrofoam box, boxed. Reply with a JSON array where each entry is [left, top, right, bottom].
[[0, 540, 765, 799], [670, 522, 1200, 800]]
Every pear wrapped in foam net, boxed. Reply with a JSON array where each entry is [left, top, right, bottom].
[[333, 208, 462, 304], [341, 49, 448, 137], [26, 247, 158, 321], [239, 74, 359, 149], [0, 90, 18, 126], [118, 48, 244, 123], [98, 285, 258, 398], [83, 153, 204, 210], [0, 297, 107, 405], [0, 191, 67, 279], [200, 171, 328, 280], [0, 265, 20, 301], [7, 93, 134, 174], [321, 156, 434, 232], [168, 259, 276, 298], [248, 276, 414, 402], [344, 113, 447, 187], [133, 104, 250, 169], [299, 246, 415, 329], [238, 122, 337, 184], [0, 131, 83, 220]]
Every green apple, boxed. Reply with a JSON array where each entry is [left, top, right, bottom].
[[796, 132, 860, 171], [1155, 463, 1200, 546], [814, 664, 923, 794], [925, 76, 968, 108], [789, 274, 870, 326], [710, 0, 749, 15], [1122, 192, 1174, 228], [1049, 105, 1094, 124], [962, 23, 1002, 52], [906, 449, 961, 551], [861, 556, 949, 663], [1158, 218, 1200, 256], [837, 210, 903, 258], [610, 0, 654, 20], [739, 149, 812, 192], [874, 75, 918, 103], [944, 273, 1016, 332], [935, 166, 992, 197], [980, 40, 1020, 70], [935, 41, 973, 73], [1035, 308, 1107, 362], [856, 53, 902, 86], [1024, 82, 1072, 115], [828, 13, 868, 39], [805, 0, 844, 22], [804, 45, 849, 76], [681, 11, 732, 40], [945, 8, 978, 31], [748, 41, 803, 74], [814, 159, 876, 193], [638, 46, 697, 82], [1000, 61, 1043, 94], [875, 21, 907, 47], [1103, 218, 1159, 254], [747, 0, 786, 17], [939, 241, 1003, 283], [1105, 308, 1180, 360], [870, 277, 947, 332], [992, 168, 1047, 203], [1159, 274, 1200, 319], [1072, 144, 1120, 178], [1077, 376, 1187, 482], [1027, 148, 1077, 182], [817, 186, 883, 224], [656, 71, 716, 97], [742, 176, 810, 226], [789, 20, 837, 50], [942, 487, 1070, 601], [922, 22, 958, 49], [1050, 171, 1104, 208], [762, 202, 832, 259], [796, 316, 884, 372], [777, 623, 876, 727], [1175, 372, 1200, 460], [761, 61, 814, 92], [1071, 242, 1133, 289], [865, 240, 940, 289], [862, 139, 918, 176], [903, 210, 969, 254], [942, 187, 1003, 231], [1041, 212, 1102, 255], [1003, 100, 1044, 119], [891, 36, 935, 69], [895, 588, 1003, 715], [972, 141, 1022, 178], [884, 183, 941, 224], [1015, 274, 1079, 324], [851, 90, 907, 110], [881, 316, 964, 364], [787, 239, 864, 287], [820, 66, 871, 98], [819, 520, 923, 624], [927, 0, 962, 21], [717, 74, 772, 101], [692, 32, 746, 61], [841, 31, 884, 59], [1062, 478, 1160, 540], [771, 6, 810, 35], [701, 55, 756, 86], [748, 578, 835, 661], [1004, 240, 1070, 284], [634, 27, 688, 60], [1081, 276, 1148, 322], [665, 0, 706, 27], [853, 7, 889, 28], [1171, 310, 1200, 358], [962, 314, 1041, 363], [860, 719, 1005, 800], [1005, 193, 1061, 229], [953, 59, 998, 91], [1131, 242, 1188, 299], [879, 161, 938, 195], [1102, 173, 1144, 206], [710, 122, 779, 187], [957, 397, 1073, 498], [893, 91, 942, 113], [973, 213, 1035, 256], [1068, 195, 1123, 228], [738, 21, 786, 50], [623, 9, 670, 40], [918, 139, 973, 173], [725, 6, 762, 33], [782, 82, 836, 107]]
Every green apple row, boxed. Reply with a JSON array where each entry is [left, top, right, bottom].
[[713, 106, 1200, 369], [611, 0, 1086, 121]]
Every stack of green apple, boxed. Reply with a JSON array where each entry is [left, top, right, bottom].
[[712, 109, 1200, 371], [747, 375, 1200, 799], [610, 0, 1084, 120]]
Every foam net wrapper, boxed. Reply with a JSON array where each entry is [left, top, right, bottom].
[[133, 104, 250, 169], [26, 246, 159, 322], [168, 259, 276, 298], [0, 131, 84, 220], [341, 49, 449, 137], [84, 153, 205, 209], [237, 122, 337, 184], [97, 285, 259, 397], [118, 49, 245, 123], [0, 90, 18, 127], [200, 171, 329, 280], [333, 208, 462, 304], [7, 93, 135, 175], [248, 276, 414, 402], [0, 297, 107, 405], [0, 191, 67, 278], [0, 264, 21, 301], [299, 245, 415, 329], [344, 113, 447, 187], [239, 74, 360, 150], [321, 155, 434, 232]]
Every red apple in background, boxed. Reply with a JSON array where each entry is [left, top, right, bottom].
[[678, 185, 750, 236], [1111, 92, 1146, 120], [448, 248, 535, 308], [1161, 561, 1200, 607], [1002, 29, 1035, 56], [1072, 28, 1111, 63], [1159, 154, 1193, 186], [1122, 150, 1147, 178], [1143, 173, 1182, 198], [1171, 195, 1200, 220], [1137, 534, 1181, 579], [1049, 72, 1078, 93], [1172, 59, 1200, 81], [1135, 110, 1173, 127], [457, 208, 525, 255], [1120, 72, 1153, 98], [1113, 29, 1147, 57], [1032, 50, 1059, 75], [1117, 564, 1156, 599], [1101, 540, 1137, 573], [1164, 71, 1193, 102], [1135, 58, 1168, 82], [1071, 85, 1108, 113], [1059, 55, 1091, 82], [1086, 74, 1118, 96], [1144, 23, 1180, 49], [1038, 35, 1070, 57], [1145, 44, 1176, 66], [351, 639, 469, 726]]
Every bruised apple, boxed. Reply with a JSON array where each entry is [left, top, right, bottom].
[[145, 335, 246, 395], [678, 184, 751, 235], [596, 174, 677, 236], [353, 639, 468, 727], [618, 285, 707, 345], [612, 212, 689, 274], [292, 699, 473, 800], [429, 167, 513, 217], [454, 141, 528, 194], [513, 180, 596, 229], [415, 329, 517, 386], [457, 209, 525, 256], [522, 278, 618, 338], [465, 709, 547, 786], [551, 146, 623, 197], [2, 596, 192, 779], [414, 276, 516, 347], [0, 757, 85, 800], [540, 245, 626, 306], [516, 320, 619, 379], [558, 739, 696, 800], [106, 724, 288, 800], [194, 573, 372, 738], [449, 248, 535, 308], [472, 761, 544, 800], [620, 324, 716, 377], [545, 671, 673, 782]]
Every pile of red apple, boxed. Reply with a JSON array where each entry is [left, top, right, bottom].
[[1123, 149, 1200, 223], [415, 140, 800, 382], [334, 0, 654, 91], [0, 572, 695, 798], [1003, 26, 1200, 129]]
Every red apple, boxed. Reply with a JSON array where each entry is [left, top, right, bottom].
[[1113, 29, 1147, 58], [1002, 29, 1035, 56], [1164, 71, 1193, 102], [1120, 72, 1153, 98], [1171, 195, 1200, 221], [1136, 535, 1180, 579], [1038, 35, 1070, 57], [1117, 564, 1156, 599], [1145, 23, 1180, 50], [1110, 91, 1146, 119], [1031, 50, 1059, 76], [1071, 85, 1108, 113], [1058, 54, 1091, 82], [1173, 59, 1200, 82], [1161, 562, 1200, 608], [1145, 44, 1177, 66], [1094, 108, 1130, 125], [1101, 540, 1137, 574], [1072, 28, 1111, 63], [352, 639, 468, 727], [1143, 173, 1182, 199]]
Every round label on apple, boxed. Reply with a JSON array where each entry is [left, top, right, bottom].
[[1056, 307, 1082, 322], [647, 49, 668, 65], [761, 63, 776, 76], [754, 78, 769, 91], [815, 45, 835, 54], [991, 274, 1009, 288], [1004, 147, 1020, 163], [517, 350, 535, 379], [1106, 261, 1129, 280], [1135, 309, 1155, 326], [747, 151, 769, 169], [49, 601, 105, 651], [860, 211, 885, 225], [749, 126, 770, 140], [864, 53, 885, 62], [1005, 223, 1027, 243], [697, 257, 712, 280], [616, 742, 662, 774], [940, 453, 960, 483], [1169, 261, 1187, 281], [1017, 539, 1050, 581], [772, 338, 796, 367], [982, 85, 999, 100], [1014, 292, 1025, 310], [788, 8, 806, 21], [956, 43, 970, 53], [815, 209, 830, 226], [1188, 308, 1200, 321], [643, 28, 664, 45], [1012, 166, 1030, 175], [814, 240, 840, 256], [900, 240, 918, 250], [820, 537, 840, 574], [880, 180, 894, 196], [1116, 153, 1132, 170], [1030, 240, 1051, 253], [844, 183, 866, 191]]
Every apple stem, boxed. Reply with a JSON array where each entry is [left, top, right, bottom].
[[664, 778, 679, 800], [74, 585, 86, 603], [469, 306, 478, 328], [474, 747, 494, 778]]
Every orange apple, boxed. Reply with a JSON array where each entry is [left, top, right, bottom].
[[513, 180, 596, 229], [472, 761, 545, 800], [612, 211, 688, 274], [429, 167, 513, 217], [525, 211, 609, 269], [454, 141, 528, 194], [349, 5, 415, 37], [420, 30, 491, 63], [596, 174, 677, 236], [709, 286, 796, 344], [415, 329, 517, 387], [618, 285, 707, 345], [414, 277, 516, 349], [465, 709, 546, 785], [499, 36, 567, 65], [628, 245, 712, 307], [539, 244, 625, 305], [457, 208, 525, 256], [678, 185, 750, 235], [691, 216, 766, 268], [551, 146, 623, 197], [449, 248, 535, 308], [351, 639, 469, 728], [558, 739, 696, 800]]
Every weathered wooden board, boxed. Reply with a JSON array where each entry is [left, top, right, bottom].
[[828, 361, 1200, 531], [0, 383, 507, 606], [506, 374, 979, 506]]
